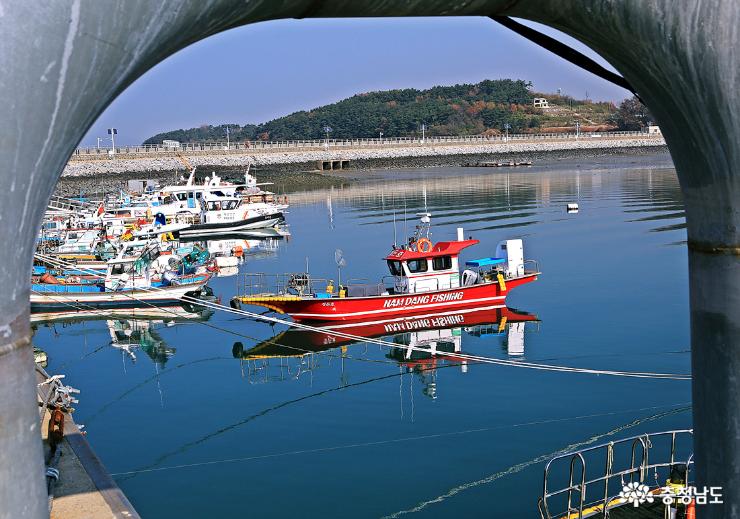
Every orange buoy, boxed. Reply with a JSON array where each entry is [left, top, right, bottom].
[[686, 500, 696, 519], [417, 237, 433, 253]]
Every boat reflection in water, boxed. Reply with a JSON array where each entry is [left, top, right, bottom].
[[31, 303, 214, 368], [180, 228, 289, 278], [232, 306, 538, 393]]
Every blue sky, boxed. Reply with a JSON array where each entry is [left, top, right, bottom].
[[82, 17, 628, 146]]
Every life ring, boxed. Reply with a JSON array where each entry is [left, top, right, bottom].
[[417, 238, 433, 253], [232, 245, 244, 257]]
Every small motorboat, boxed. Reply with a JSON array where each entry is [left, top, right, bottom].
[[176, 194, 284, 237], [31, 243, 212, 310], [231, 213, 539, 322]]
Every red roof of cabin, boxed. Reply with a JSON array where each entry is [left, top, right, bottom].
[[384, 239, 479, 261]]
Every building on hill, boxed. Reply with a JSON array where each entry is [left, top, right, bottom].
[[533, 97, 549, 109]]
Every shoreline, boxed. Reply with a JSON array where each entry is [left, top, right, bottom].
[[54, 145, 671, 197]]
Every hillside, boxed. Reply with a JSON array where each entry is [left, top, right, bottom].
[[144, 79, 617, 144]]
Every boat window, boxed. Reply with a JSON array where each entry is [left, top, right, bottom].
[[176, 193, 187, 201], [432, 255, 452, 270], [387, 260, 403, 276], [111, 263, 133, 275], [407, 259, 428, 273]]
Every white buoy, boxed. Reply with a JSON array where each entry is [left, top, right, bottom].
[[457, 227, 464, 241], [567, 203, 579, 213]]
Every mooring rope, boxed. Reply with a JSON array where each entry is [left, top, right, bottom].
[[109, 402, 691, 477], [33, 253, 691, 380]]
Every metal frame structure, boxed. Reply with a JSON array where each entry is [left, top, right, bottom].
[[539, 429, 694, 519]]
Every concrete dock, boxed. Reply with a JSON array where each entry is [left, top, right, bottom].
[[37, 366, 139, 519]]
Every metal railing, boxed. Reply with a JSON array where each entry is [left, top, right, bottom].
[[538, 429, 694, 519], [71, 130, 664, 157], [238, 272, 331, 297]]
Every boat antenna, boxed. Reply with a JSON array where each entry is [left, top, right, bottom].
[[393, 204, 398, 248], [423, 183, 428, 214], [403, 197, 408, 245], [334, 249, 346, 288]]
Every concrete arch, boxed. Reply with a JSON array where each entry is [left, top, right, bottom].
[[1, 2, 737, 517]]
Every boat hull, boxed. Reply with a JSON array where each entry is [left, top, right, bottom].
[[177, 213, 284, 237], [30, 281, 209, 311], [236, 273, 538, 322]]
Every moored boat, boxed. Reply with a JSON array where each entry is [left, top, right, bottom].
[[31, 243, 212, 310], [231, 214, 539, 322]]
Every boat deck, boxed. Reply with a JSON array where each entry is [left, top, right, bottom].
[[607, 501, 667, 518]]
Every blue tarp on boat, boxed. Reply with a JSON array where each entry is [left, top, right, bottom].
[[465, 257, 506, 267], [32, 283, 104, 293]]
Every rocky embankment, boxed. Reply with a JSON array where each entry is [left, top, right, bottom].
[[55, 137, 667, 196], [64, 137, 666, 177]]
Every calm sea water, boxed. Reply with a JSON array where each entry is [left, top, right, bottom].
[[33, 155, 692, 518]]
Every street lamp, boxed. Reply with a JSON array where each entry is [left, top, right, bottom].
[[379, 131, 383, 143], [225, 126, 230, 150], [420, 123, 426, 144], [96, 137, 102, 149], [575, 121, 580, 139], [324, 126, 332, 149], [107, 128, 117, 155], [503, 123, 511, 142]]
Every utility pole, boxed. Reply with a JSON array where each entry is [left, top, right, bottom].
[[107, 128, 117, 155], [575, 121, 580, 139], [96, 137, 102, 148], [226, 126, 230, 150], [421, 123, 426, 144]]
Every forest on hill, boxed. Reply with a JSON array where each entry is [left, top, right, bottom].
[[144, 79, 623, 145]]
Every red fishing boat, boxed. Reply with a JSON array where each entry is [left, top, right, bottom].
[[231, 213, 539, 322]]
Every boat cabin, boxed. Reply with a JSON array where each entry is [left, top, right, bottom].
[[385, 239, 478, 294], [201, 196, 244, 224], [385, 238, 527, 294]]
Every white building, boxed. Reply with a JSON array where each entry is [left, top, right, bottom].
[[533, 97, 549, 109]]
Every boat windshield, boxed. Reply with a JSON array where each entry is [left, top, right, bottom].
[[387, 260, 403, 276], [207, 200, 239, 211], [111, 262, 134, 275]]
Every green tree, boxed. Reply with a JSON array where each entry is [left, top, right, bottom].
[[609, 96, 653, 130]]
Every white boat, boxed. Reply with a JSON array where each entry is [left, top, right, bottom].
[[176, 194, 284, 236]]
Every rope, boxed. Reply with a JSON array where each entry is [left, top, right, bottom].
[[109, 402, 691, 477], [33, 253, 691, 380]]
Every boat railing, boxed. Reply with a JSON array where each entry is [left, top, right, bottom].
[[523, 259, 540, 275], [538, 429, 694, 519], [238, 272, 335, 297]]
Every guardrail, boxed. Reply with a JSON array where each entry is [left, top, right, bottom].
[[72, 130, 662, 157]]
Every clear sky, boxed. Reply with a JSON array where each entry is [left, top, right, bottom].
[[82, 17, 628, 146]]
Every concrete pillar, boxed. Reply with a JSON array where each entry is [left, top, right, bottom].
[[506, 3, 740, 514], [0, 1, 737, 518]]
